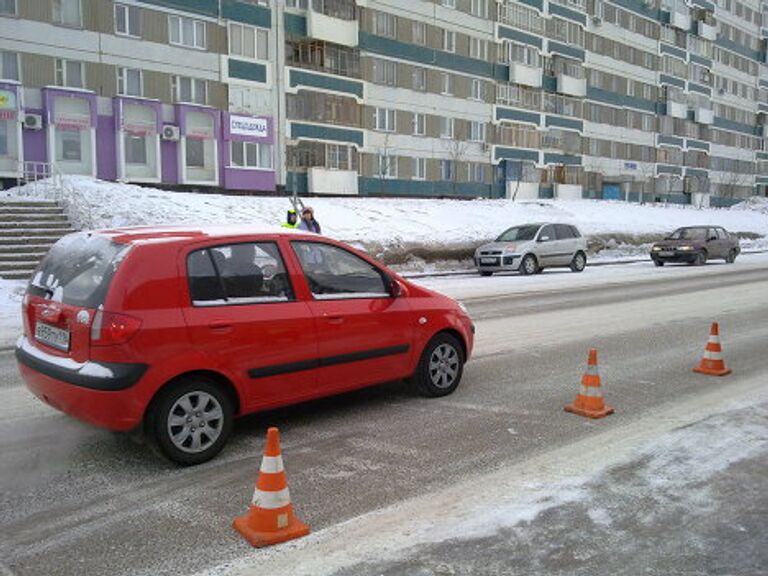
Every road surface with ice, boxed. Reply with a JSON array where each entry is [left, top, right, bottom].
[[1, 256, 767, 576]]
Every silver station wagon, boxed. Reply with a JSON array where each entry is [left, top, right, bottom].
[[474, 223, 588, 276]]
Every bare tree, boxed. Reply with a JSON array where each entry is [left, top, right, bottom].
[[717, 170, 752, 201], [374, 132, 393, 195], [443, 137, 471, 197]]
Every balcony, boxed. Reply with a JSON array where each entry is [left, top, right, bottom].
[[697, 20, 717, 41], [556, 73, 587, 97], [509, 62, 543, 89], [666, 100, 688, 119], [307, 0, 358, 47], [694, 107, 714, 125], [308, 167, 359, 195], [667, 10, 692, 31]]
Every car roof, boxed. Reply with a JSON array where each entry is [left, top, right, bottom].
[[91, 224, 320, 246]]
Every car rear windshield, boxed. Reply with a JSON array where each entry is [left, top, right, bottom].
[[496, 225, 540, 242], [27, 233, 130, 308]]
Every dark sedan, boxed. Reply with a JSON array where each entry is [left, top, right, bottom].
[[650, 226, 740, 266]]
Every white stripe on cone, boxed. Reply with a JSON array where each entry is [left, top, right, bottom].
[[260, 455, 285, 474], [252, 487, 291, 509]]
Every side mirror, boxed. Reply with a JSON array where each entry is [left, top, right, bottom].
[[538, 235, 550, 243], [389, 278, 403, 298], [709, 236, 717, 242]]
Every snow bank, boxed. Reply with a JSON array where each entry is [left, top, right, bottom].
[[4, 177, 768, 250]]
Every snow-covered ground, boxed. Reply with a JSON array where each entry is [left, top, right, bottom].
[[1, 177, 767, 348]]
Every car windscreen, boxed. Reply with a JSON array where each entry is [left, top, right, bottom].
[[496, 225, 540, 242], [27, 233, 130, 308], [669, 228, 707, 240]]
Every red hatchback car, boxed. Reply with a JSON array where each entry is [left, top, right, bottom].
[[16, 226, 474, 464]]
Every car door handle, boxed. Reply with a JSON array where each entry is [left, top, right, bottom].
[[208, 321, 233, 333], [323, 313, 344, 325]]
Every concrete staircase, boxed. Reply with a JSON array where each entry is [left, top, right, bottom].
[[0, 201, 76, 280]]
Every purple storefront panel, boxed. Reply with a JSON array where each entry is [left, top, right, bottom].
[[22, 109, 47, 165], [222, 113, 275, 192], [96, 114, 117, 181]]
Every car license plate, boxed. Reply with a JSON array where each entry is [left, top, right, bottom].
[[35, 321, 70, 351], [481, 258, 496, 264], [658, 251, 674, 257]]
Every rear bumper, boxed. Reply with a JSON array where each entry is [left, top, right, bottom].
[[16, 336, 148, 431]]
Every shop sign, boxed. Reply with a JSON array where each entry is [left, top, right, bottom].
[[0, 90, 16, 110], [229, 115, 268, 138], [123, 123, 156, 136], [54, 116, 91, 130]]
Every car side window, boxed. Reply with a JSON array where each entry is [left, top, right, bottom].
[[538, 225, 555, 242], [570, 225, 581, 238], [554, 224, 574, 240], [187, 242, 294, 306], [716, 228, 727, 240], [291, 241, 389, 300]]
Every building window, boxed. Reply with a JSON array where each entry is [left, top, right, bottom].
[[117, 67, 143, 96], [374, 107, 396, 132], [412, 67, 426, 91], [441, 73, 452, 95], [172, 76, 207, 105], [0, 121, 8, 156], [439, 117, 454, 139], [326, 144, 355, 170], [0, 51, 19, 81], [186, 139, 205, 168], [59, 129, 82, 161], [413, 113, 425, 135], [376, 154, 397, 178], [413, 157, 426, 180], [53, 0, 81, 27], [125, 134, 147, 165], [169, 15, 207, 50], [470, 0, 488, 17], [471, 79, 485, 100], [413, 22, 426, 46], [442, 0, 456, 8], [0, 0, 17, 16], [374, 12, 397, 38], [230, 141, 273, 169], [229, 23, 269, 60], [469, 121, 486, 142], [55, 59, 84, 88], [440, 159, 454, 180], [286, 0, 309, 7], [115, 3, 141, 37], [469, 163, 485, 183], [373, 59, 397, 86], [507, 43, 540, 67], [443, 30, 456, 53], [470, 37, 488, 60]]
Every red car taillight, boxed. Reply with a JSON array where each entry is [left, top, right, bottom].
[[91, 308, 142, 346]]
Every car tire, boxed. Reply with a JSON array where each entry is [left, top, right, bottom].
[[570, 251, 587, 272], [411, 333, 465, 398], [694, 251, 707, 266], [725, 249, 737, 264], [653, 258, 664, 267], [480, 271, 493, 277], [519, 254, 538, 276], [147, 377, 234, 466]]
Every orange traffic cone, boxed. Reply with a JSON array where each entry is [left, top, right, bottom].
[[233, 427, 310, 547], [693, 322, 731, 376], [564, 348, 614, 419]]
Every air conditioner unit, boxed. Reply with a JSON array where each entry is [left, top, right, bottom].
[[161, 124, 180, 141], [592, 15, 603, 25], [717, 87, 725, 95], [23, 114, 43, 130]]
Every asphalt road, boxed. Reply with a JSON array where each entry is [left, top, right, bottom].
[[0, 261, 767, 576]]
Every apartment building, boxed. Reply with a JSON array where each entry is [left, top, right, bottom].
[[0, 0, 766, 203]]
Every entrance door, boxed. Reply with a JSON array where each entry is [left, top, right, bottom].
[[602, 184, 622, 200]]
